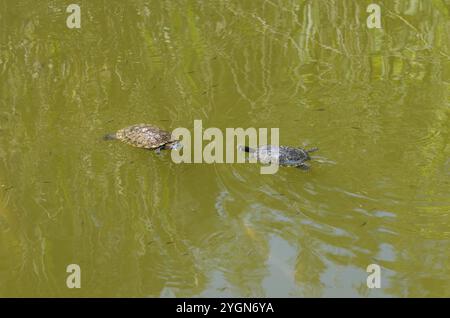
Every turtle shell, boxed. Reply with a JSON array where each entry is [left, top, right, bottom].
[[254, 145, 310, 165], [115, 124, 173, 149]]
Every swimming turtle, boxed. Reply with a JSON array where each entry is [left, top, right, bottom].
[[239, 145, 318, 170], [104, 124, 181, 153]]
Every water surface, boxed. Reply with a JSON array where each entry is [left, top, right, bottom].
[[0, 0, 449, 297]]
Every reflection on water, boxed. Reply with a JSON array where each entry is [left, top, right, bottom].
[[0, 0, 449, 297]]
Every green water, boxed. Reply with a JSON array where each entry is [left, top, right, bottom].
[[0, 0, 449, 297]]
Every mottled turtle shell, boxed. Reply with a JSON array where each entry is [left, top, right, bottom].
[[115, 124, 174, 149], [254, 145, 311, 165]]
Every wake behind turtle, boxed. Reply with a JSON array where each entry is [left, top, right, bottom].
[[239, 145, 318, 170], [104, 124, 181, 153]]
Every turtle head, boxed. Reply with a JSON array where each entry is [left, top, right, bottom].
[[168, 140, 183, 151], [238, 145, 255, 153]]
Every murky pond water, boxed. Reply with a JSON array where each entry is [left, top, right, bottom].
[[1, 0, 449, 297]]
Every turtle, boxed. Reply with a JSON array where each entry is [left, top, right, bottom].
[[104, 124, 181, 153], [239, 145, 318, 170]]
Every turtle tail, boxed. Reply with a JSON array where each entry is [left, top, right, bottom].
[[103, 133, 117, 141]]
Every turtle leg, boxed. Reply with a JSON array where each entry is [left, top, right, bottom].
[[154, 146, 163, 155], [296, 163, 310, 170], [306, 147, 319, 154], [281, 161, 301, 168]]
